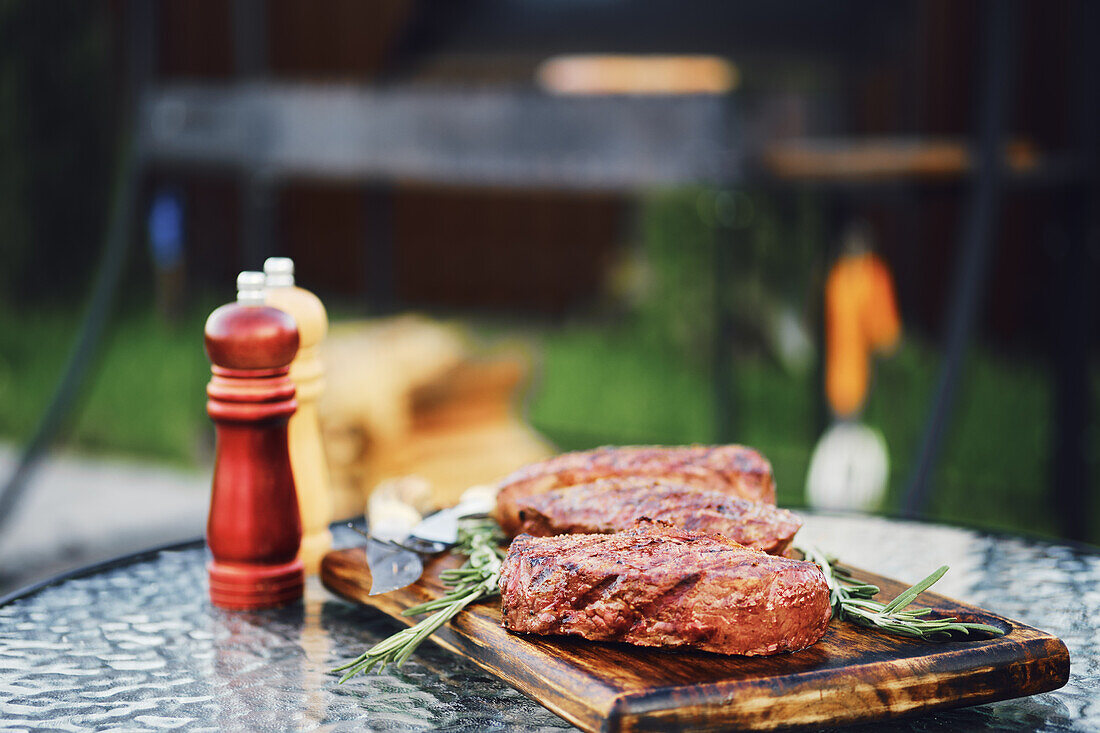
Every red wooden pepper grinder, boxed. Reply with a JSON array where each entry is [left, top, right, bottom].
[[204, 271, 304, 609]]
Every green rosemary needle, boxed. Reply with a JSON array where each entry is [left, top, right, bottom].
[[795, 542, 1005, 641], [334, 518, 505, 681]]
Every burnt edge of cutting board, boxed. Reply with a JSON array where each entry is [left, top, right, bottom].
[[321, 547, 1069, 733]]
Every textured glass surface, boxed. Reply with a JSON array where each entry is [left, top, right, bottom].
[[1, 516, 1097, 731]]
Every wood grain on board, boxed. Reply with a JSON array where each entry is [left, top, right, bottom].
[[322, 547, 1069, 732]]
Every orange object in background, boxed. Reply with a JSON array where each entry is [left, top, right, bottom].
[[825, 251, 901, 418]]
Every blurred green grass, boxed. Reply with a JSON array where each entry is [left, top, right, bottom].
[[0, 305, 210, 466], [526, 324, 1087, 541]]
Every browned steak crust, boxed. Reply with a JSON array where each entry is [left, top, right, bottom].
[[515, 478, 801, 555], [499, 522, 831, 656], [494, 445, 775, 536]]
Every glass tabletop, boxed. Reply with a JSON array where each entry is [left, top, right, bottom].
[[1, 514, 1097, 732]]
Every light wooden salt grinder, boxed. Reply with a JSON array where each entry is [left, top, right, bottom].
[[205, 272, 303, 609], [263, 257, 334, 573]]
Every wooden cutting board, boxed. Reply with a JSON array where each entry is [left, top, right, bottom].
[[321, 548, 1069, 732]]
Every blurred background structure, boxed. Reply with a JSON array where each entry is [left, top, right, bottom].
[[0, 0, 1097, 593]]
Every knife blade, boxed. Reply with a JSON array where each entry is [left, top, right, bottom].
[[365, 493, 495, 595], [366, 537, 425, 596]]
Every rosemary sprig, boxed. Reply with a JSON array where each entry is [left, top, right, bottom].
[[796, 543, 1004, 641], [334, 518, 505, 681]]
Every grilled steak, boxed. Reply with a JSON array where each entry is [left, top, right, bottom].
[[494, 445, 775, 536], [499, 522, 831, 656], [515, 477, 801, 555]]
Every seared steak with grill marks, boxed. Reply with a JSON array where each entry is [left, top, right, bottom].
[[499, 522, 831, 656], [494, 445, 775, 536], [515, 477, 801, 555]]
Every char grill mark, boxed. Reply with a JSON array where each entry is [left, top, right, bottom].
[[571, 573, 622, 610], [499, 522, 832, 657], [494, 445, 776, 536], [513, 477, 801, 554], [634, 571, 703, 623]]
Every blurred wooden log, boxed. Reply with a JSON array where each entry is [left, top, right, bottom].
[[320, 316, 466, 518], [381, 419, 553, 508], [318, 316, 552, 518]]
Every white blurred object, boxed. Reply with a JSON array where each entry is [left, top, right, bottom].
[[367, 499, 421, 542], [367, 476, 431, 541], [367, 478, 499, 545], [806, 422, 889, 512], [458, 483, 499, 513]]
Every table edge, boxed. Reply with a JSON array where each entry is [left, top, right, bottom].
[[0, 535, 205, 607], [800, 509, 1100, 556]]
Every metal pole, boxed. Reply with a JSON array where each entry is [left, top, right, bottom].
[[0, 0, 150, 534], [1051, 0, 1098, 541], [901, 0, 1019, 516]]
